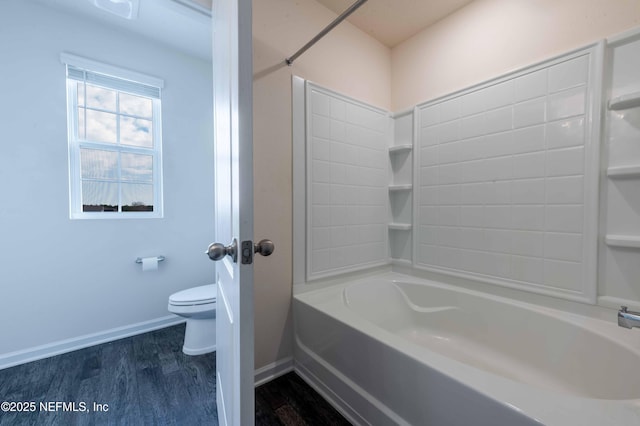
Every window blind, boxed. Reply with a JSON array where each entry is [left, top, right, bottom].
[[67, 66, 161, 99], [60, 52, 163, 99]]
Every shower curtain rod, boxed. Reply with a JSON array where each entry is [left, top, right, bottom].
[[285, 0, 368, 66]]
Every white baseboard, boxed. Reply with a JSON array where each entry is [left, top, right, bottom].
[[2, 319, 296, 390], [254, 356, 294, 387], [0, 315, 185, 370]]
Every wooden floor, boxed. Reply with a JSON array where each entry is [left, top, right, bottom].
[[0, 324, 349, 425], [255, 373, 351, 426]]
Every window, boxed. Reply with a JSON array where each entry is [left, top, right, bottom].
[[62, 53, 164, 219]]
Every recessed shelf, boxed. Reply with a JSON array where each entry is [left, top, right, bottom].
[[388, 184, 412, 192], [389, 144, 413, 154], [608, 91, 640, 111], [605, 235, 640, 248], [390, 258, 412, 266], [389, 223, 412, 231], [607, 165, 640, 179]]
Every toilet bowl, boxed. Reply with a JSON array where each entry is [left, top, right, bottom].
[[168, 284, 216, 355]]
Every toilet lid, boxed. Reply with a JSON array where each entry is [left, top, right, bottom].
[[169, 284, 217, 306]]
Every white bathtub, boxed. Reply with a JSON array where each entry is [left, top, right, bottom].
[[293, 272, 640, 425]]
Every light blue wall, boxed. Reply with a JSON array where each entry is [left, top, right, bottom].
[[0, 0, 215, 359]]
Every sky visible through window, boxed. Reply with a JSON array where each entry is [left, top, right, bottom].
[[77, 82, 155, 211]]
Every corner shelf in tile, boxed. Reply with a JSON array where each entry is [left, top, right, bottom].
[[607, 165, 640, 179], [389, 144, 413, 154], [388, 184, 412, 192], [388, 223, 412, 231], [608, 91, 640, 111], [391, 258, 412, 266], [605, 235, 640, 248]]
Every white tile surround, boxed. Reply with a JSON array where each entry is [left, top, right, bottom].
[[298, 44, 607, 304], [414, 47, 601, 302], [306, 83, 390, 280]]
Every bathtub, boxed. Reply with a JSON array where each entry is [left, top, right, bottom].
[[293, 272, 640, 425]]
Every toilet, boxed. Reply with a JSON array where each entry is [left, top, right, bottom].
[[168, 284, 217, 355]]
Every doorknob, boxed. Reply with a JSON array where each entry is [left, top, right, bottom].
[[254, 239, 274, 257], [206, 239, 237, 263]]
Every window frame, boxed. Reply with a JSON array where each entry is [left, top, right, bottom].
[[62, 53, 164, 220]]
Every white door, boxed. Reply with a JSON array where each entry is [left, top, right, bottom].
[[209, 0, 255, 425]]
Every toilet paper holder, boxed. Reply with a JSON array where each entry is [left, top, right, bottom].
[[135, 256, 165, 264]]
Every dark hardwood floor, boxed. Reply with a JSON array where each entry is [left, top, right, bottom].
[[255, 373, 351, 426], [0, 324, 349, 426]]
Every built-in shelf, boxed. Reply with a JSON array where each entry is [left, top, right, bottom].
[[605, 235, 640, 248], [389, 144, 413, 154], [390, 258, 412, 266], [388, 184, 412, 192], [607, 165, 640, 178], [609, 91, 640, 111], [388, 223, 412, 231], [389, 114, 414, 263]]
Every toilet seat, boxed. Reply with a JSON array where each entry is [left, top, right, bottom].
[[169, 284, 216, 306], [167, 284, 217, 355]]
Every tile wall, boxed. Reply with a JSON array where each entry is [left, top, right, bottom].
[[415, 50, 597, 300], [306, 84, 390, 279]]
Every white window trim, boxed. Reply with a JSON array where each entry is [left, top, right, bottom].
[[62, 53, 164, 220]]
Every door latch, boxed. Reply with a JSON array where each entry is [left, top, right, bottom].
[[241, 240, 253, 264], [240, 239, 275, 264]]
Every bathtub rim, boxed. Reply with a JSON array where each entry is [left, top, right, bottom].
[[295, 264, 622, 325]]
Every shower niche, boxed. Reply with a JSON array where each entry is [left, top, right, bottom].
[[388, 111, 413, 264], [599, 29, 640, 309]]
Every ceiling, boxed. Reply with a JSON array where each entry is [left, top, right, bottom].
[[31, 0, 212, 60], [315, 0, 475, 47], [29, 0, 474, 60]]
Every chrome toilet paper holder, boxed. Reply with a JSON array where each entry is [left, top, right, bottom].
[[135, 256, 165, 264]]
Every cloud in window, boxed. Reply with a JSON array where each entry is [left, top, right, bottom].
[[80, 149, 118, 180], [85, 109, 117, 143], [86, 84, 116, 111], [122, 153, 153, 182], [121, 117, 153, 147], [120, 92, 152, 118]]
